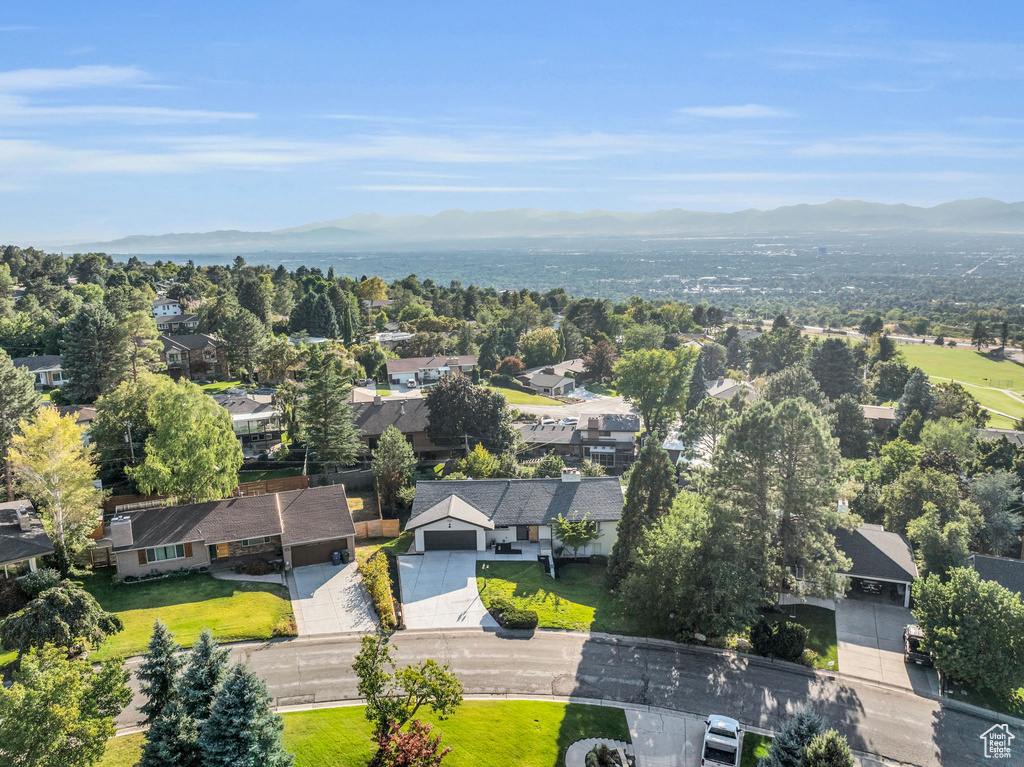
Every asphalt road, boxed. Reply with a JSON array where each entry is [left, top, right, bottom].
[[117, 629, 1008, 766]]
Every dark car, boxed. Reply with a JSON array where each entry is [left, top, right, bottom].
[[859, 579, 883, 595], [903, 624, 934, 666]]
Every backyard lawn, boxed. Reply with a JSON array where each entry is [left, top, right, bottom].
[[99, 700, 630, 767], [486, 384, 562, 406], [764, 605, 839, 671], [585, 382, 617, 397], [476, 562, 644, 637], [81, 570, 293, 661], [375, 383, 393, 396], [355, 530, 413, 565], [346, 489, 381, 522], [199, 379, 243, 394]]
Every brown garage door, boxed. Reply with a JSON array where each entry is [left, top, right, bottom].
[[422, 530, 478, 551], [290, 537, 349, 567]]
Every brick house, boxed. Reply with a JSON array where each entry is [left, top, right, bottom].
[[160, 334, 229, 381]]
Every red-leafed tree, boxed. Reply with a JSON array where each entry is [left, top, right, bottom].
[[494, 356, 525, 376], [368, 720, 451, 767]]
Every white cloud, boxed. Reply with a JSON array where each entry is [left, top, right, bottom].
[[0, 64, 149, 92], [677, 104, 793, 119], [344, 184, 572, 192], [0, 96, 255, 124]]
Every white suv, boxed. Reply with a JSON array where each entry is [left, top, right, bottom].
[[701, 715, 742, 766]]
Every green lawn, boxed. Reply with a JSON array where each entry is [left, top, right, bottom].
[[740, 733, 772, 767], [485, 384, 562, 406], [375, 383, 393, 396], [238, 468, 302, 482], [768, 605, 839, 671], [199, 379, 243, 394], [99, 700, 630, 767], [586, 382, 618, 396], [477, 562, 644, 637], [81, 570, 292, 661], [355, 531, 413, 565]]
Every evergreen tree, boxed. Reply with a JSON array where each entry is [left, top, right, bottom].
[[802, 730, 855, 767], [757, 708, 823, 767], [236, 274, 273, 323], [607, 439, 677, 584], [808, 338, 861, 400], [223, 308, 271, 383], [685, 348, 707, 412], [288, 290, 317, 335], [179, 629, 231, 722], [139, 700, 200, 767], [310, 292, 340, 338], [199, 663, 293, 767], [60, 304, 128, 403], [300, 355, 362, 474], [0, 349, 39, 501], [832, 394, 870, 459], [725, 335, 746, 369], [761, 366, 827, 410], [373, 426, 417, 512], [971, 321, 990, 350], [138, 620, 184, 724], [895, 368, 935, 429]]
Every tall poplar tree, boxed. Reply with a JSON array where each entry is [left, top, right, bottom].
[[0, 350, 39, 501]]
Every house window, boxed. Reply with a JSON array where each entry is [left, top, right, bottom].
[[167, 352, 181, 364], [146, 544, 186, 562], [240, 536, 272, 547], [599, 430, 611, 437], [52, 372, 64, 384], [203, 350, 217, 361]]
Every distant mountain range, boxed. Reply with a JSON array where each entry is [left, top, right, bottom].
[[67, 198, 1024, 254]]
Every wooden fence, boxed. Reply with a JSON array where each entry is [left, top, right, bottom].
[[353, 519, 401, 539], [102, 474, 310, 511]]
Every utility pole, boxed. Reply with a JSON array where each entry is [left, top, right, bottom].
[[124, 420, 135, 464]]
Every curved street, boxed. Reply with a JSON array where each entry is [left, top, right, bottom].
[[116, 628, 1006, 766]]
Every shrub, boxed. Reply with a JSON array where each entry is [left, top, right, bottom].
[[271, 615, 298, 637], [486, 597, 538, 629], [750, 617, 807, 662], [19, 568, 61, 598], [589, 554, 609, 567], [489, 373, 531, 392], [800, 648, 820, 668], [585, 744, 621, 767], [0, 579, 28, 618], [358, 551, 397, 630], [243, 559, 274, 576]]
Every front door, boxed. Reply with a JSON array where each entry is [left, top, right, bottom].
[[516, 525, 530, 541]]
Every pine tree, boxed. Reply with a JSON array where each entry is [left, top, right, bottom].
[[895, 368, 935, 428], [310, 292, 340, 338], [802, 729, 855, 767], [607, 439, 677, 584], [60, 304, 128, 403], [199, 663, 293, 767], [373, 426, 417, 512], [0, 350, 39, 501], [288, 291, 317, 335], [137, 620, 184, 724], [685, 349, 707, 412], [138, 699, 201, 767], [808, 338, 861, 400], [757, 708, 823, 767], [179, 629, 230, 722], [301, 356, 362, 474]]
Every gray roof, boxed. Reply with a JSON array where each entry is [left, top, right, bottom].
[[156, 313, 198, 324], [581, 414, 641, 432], [152, 298, 180, 306], [53, 405, 97, 424], [407, 495, 495, 531], [516, 424, 577, 446], [160, 333, 223, 352], [113, 485, 353, 551], [977, 429, 1024, 448], [11, 354, 62, 372], [212, 395, 279, 419], [529, 373, 574, 389], [385, 355, 476, 374], [0, 501, 55, 565], [969, 554, 1024, 597], [351, 398, 430, 437], [409, 477, 624, 527], [834, 524, 918, 583]]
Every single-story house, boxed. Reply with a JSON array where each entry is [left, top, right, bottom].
[[108, 484, 356, 577], [385, 355, 477, 387], [152, 297, 183, 317], [834, 523, 918, 607], [160, 334, 229, 381], [968, 553, 1024, 597], [522, 358, 591, 384], [12, 354, 65, 388], [350, 396, 450, 460], [977, 428, 1024, 448], [706, 377, 758, 403], [156, 313, 199, 332], [406, 471, 623, 556], [522, 369, 575, 396], [0, 500, 54, 577], [861, 405, 897, 432], [212, 394, 284, 453]]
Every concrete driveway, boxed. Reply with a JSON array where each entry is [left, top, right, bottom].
[[836, 599, 939, 695], [288, 562, 378, 635], [398, 552, 498, 629]]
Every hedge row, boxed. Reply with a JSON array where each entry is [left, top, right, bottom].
[[488, 373, 533, 393], [488, 597, 539, 630], [358, 551, 397, 631]]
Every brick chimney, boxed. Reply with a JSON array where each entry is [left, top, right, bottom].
[[543, 366, 556, 375], [110, 515, 134, 549]]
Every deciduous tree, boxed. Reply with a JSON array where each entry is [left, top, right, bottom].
[[425, 375, 517, 455], [0, 579, 122, 654], [614, 347, 696, 434], [552, 511, 601, 557], [374, 426, 417, 511], [582, 340, 617, 382]]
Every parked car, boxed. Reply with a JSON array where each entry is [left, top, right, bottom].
[[859, 579, 883, 595], [903, 624, 934, 666], [560, 416, 579, 426], [406, 379, 419, 389], [540, 417, 557, 425], [700, 715, 742, 767]]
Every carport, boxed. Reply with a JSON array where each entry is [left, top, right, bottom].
[[834, 523, 918, 607]]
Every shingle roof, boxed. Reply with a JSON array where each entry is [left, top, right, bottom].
[[53, 405, 97, 423], [580, 414, 641, 432], [409, 477, 623, 527], [516, 424, 577, 446], [213, 395, 280, 419], [978, 429, 1024, 448], [529, 373, 574, 389], [834, 524, 918, 583], [351, 398, 430, 436], [160, 333, 223, 352], [385, 355, 476, 374], [969, 554, 1024, 597], [11, 354, 62, 372], [861, 405, 897, 421], [113, 485, 353, 551], [0, 501, 55, 565], [407, 495, 496, 530], [153, 298, 180, 306]]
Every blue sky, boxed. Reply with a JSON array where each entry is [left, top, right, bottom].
[[2, 1, 1024, 243]]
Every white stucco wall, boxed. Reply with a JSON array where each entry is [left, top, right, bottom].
[[552, 520, 618, 557], [412, 518, 487, 551]]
